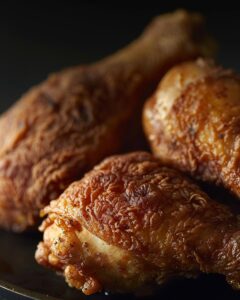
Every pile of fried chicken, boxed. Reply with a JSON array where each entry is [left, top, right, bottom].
[[1, 9, 240, 296]]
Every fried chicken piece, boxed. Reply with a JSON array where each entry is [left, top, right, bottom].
[[143, 59, 240, 199], [0, 10, 215, 232], [36, 152, 240, 295]]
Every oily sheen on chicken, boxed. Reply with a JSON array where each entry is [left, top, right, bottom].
[[143, 59, 240, 199], [36, 152, 240, 295]]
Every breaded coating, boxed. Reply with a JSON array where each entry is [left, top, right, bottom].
[[36, 152, 240, 295], [0, 10, 214, 231], [143, 59, 240, 198]]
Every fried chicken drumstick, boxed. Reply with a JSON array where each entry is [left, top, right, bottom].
[[143, 59, 240, 199], [0, 11, 214, 232], [36, 152, 240, 295]]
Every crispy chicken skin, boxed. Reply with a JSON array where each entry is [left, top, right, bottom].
[[143, 59, 240, 198], [36, 152, 240, 295], [0, 11, 214, 232]]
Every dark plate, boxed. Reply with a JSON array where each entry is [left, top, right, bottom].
[[0, 230, 240, 300]]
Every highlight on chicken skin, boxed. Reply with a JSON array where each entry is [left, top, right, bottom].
[[143, 58, 240, 199], [0, 10, 215, 232], [36, 152, 240, 295]]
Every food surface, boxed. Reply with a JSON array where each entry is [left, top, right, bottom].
[[143, 59, 240, 198], [36, 152, 240, 295], [0, 10, 214, 232]]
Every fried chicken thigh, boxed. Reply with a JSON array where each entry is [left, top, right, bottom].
[[0, 11, 214, 232], [143, 59, 240, 198], [36, 152, 240, 295]]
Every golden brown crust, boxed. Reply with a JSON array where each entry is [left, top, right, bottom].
[[0, 65, 137, 231], [0, 10, 215, 231], [36, 152, 240, 294], [143, 58, 240, 198]]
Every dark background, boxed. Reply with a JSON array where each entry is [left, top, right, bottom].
[[0, 1, 240, 113], [1, 1, 240, 300]]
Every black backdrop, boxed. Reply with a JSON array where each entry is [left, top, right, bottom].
[[0, 1, 240, 113]]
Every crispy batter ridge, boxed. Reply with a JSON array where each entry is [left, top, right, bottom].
[[0, 10, 215, 231], [36, 152, 240, 294], [143, 59, 240, 198]]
